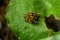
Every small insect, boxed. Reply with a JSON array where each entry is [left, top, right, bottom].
[[24, 12, 39, 24]]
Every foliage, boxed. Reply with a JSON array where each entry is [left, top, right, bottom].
[[6, 0, 60, 40]]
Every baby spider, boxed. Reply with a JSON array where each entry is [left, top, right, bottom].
[[24, 12, 39, 24]]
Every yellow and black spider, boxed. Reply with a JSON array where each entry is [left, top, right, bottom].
[[24, 12, 39, 24]]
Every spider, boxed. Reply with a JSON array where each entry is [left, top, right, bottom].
[[24, 12, 39, 24]]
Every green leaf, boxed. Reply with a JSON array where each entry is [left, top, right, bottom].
[[46, 0, 60, 18], [6, 0, 60, 40]]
